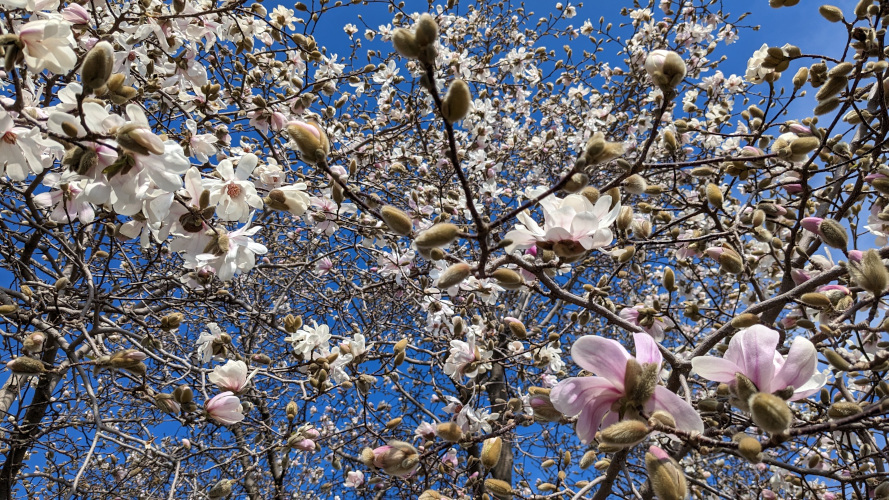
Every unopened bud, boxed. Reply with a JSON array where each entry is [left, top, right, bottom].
[[731, 313, 759, 328], [414, 13, 439, 47], [736, 436, 762, 463], [644, 50, 687, 92], [286, 401, 298, 421], [414, 223, 459, 248], [819, 5, 844, 22], [441, 79, 471, 123], [492, 268, 524, 290], [481, 436, 502, 468], [380, 205, 413, 236], [645, 446, 687, 500], [6, 357, 47, 375], [623, 174, 647, 195], [437, 422, 463, 442], [663, 267, 676, 292], [827, 401, 862, 419], [437, 263, 471, 289], [484, 479, 513, 498], [285, 120, 329, 165], [705, 183, 723, 207], [596, 420, 650, 449], [392, 28, 419, 58], [81, 41, 114, 90], [750, 392, 792, 434]]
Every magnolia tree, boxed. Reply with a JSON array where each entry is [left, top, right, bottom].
[[0, 0, 888, 498]]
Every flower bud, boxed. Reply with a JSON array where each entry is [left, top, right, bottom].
[[414, 223, 459, 248], [160, 312, 183, 330], [251, 353, 272, 365], [801, 292, 831, 308], [283, 314, 302, 333], [481, 436, 502, 468], [827, 401, 862, 419], [736, 436, 762, 463], [367, 441, 420, 477], [706, 246, 744, 275], [819, 5, 844, 22], [662, 267, 676, 292], [173, 384, 193, 404], [623, 174, 647, 195], [81, 41, 114, 90], [528, 388, 562, 422], [116, 123, 166, 156], [437, 263, 471, 289], [154, 393, 181, 414], [824, 349, 851, 371], [285, 120, 329, 165], [484, 478, 513, 499], [109, 349, 147, 369], [705, 183, 723, 207], [286, 401, 298, 421], [849, 248, 888, 295], [380, 205, 413, 235], [648, 410, 676, 428], [505, 317, 527, 339], [731, 313, 760, 328], [580, 186, 600, 204], [414, 13, 439, 47], [6, 357, 46, 375], [441, 79, 471, 123], [579, 450, 597, 470], [392, 28, 420, 58], [644, 50, 687, 92], [563, 172, 589, 193], [596, 420, 650, 449], [208, 478, 233, 499], [645, 446, 687, 500], [492, 268, 524, 290], [749, 392, 792, 434]]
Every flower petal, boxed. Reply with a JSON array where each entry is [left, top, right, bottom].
[[772, 336, 817, 393], [633, 332, 662, 366], [725, 325, 778, 391], [690, 356, 741, 384], [649, 386, 704, 433], [574, 393, 621, 445], [570, 335, 631, 383], [551, 376, 621, 417]]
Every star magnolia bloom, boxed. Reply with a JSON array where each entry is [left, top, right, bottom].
[[551, 333, 703, 444], [0, 110, 45, 181], [204, 391, 244, 425], [17, 19, 77, 74], [619, 305, 674, 342], [208, 359, 256, 393], [691, 325, 826, 400], [198, 215, 268, 281], [505, 187, 621, 257], [204, 154, 263, 222]]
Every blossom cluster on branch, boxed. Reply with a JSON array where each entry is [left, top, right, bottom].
[[0, 0, 887, 499]]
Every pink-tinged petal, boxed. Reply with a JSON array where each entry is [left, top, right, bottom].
[[544, 226, 573, 243], [724, 325, 778, 390], [772, 337, 817, 393], [570, 336, 631, 383], [570, 212, 600, 238], [633, 332, 662, 366], [690, 356, 741, 384], [574, 393, 621, 445], [790, 372, 826, 401], [649, 386, 704, 433], [551, 376, 622, 417], [801, 217, 822, 234]]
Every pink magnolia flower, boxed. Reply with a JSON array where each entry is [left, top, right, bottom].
[[208, 359, 255, 393], [551, 333, 703, 444], [691, 325, 825, 400], [204, 391, 245, 425], [344, 470, 364, 488], [619, 305, 674, 342]]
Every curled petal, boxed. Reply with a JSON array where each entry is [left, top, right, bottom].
[[772, 336, 817, 395], [633, 332, 662, 367], [690, 356, 741, 384]]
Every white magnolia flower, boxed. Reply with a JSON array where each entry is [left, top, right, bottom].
[[196, 323, 226, 363], [204, 154, 264, 222], [443, 329, 492, 380], [32, 172, 94, 224], [185, 119, 218, 163], [198, 216, 268, 281], [17, 19, 77, 74], [287, 320, 332, 360], [505, 187, 621, 258], [209, 359, 256, 393], [0, 110, 45, 181]]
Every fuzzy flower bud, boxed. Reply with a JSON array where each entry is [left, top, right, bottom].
[[6, 357, 47, 375], [362, 441, 420, 477], [380, 205, 413, 235], [116, 123, 165, 156], [481, 436, 502, 469], [491, 268, 524, 290], [819, 5, 844, 22], [81, 41, 114, 90], [414, 223, 459, 248], [645, 446, 687, 500], [801, 217, 848, 249], [827, 401, 862, 419], [706, 246, 744, 275], [208, 479, 233, 499], [849, 248, 888, 295], [437, 263, 471, 289], [735, 435, 763, 463], [596, 420, 651, 449], [441, 79, 471, 123], [749, 392, 792, 434], [436, 422, 463, 442], [285, 120, 329, 165], [391, 28, 419, 58], [484, 478, 513, 498], [413, 13, 439, 47]]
